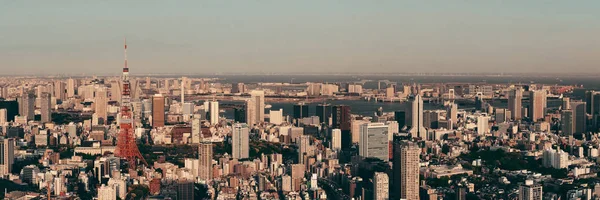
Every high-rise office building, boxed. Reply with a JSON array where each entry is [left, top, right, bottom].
[[561, 109, 574, 136], [180, 78, 185, 104], [293, 103, 309, 121], [332, 105, 351, 148], [571, 101, 587, 134], [508, 88, 523, 120], [298, 135, 312, 164], [191, 117, 201, 144], [0, 101, 18, 123], [331, 128, 342, 150], [209, 101, 219, 125], [394, 111, 406, 130], [234, 107, 246, 123], [585, 91, 600, 132], [332, 105, 351, 130], [0, 138, 15, 177], [152, 94, 165, 127], [269, 109, 283, 125], [98, 184, 117, 200], [316, 104, 331, 124], [232, 123, 249, 159], [54, 80, 65, 100], [393, 141, 420, 200], [585, 91, 600, 115], [529, 90, 547, 122], [94, 88, 108, 125], [177, 179, 194, 200], [446, 103, 458, 126], [351, 119, 368, 144], [562, 97, 571, 110], [198, 142, 213, 182], [40, 93, 52, 123], [0, 109, 7, 125], [406, 95, 426, 138], [18, 93, 35, 121], [518, 180, 542, 200], [67, 78, 76, 98], [477, 115, 489, 135], [373, 172, 389, 200], [495, 108, 507, 123], [231, 83, 247, 94], [0, 87, 7, 99], [290, 164, 305, 191], [359, 123, 389, 162], [246, 90, 265, 126]]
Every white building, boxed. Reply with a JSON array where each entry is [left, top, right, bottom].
[[98, 184, 117, 200], [373, 172, 389, 200], [269, 109, 284, 125], [359, 123, 389, 162], [331, 129, 342, 151]]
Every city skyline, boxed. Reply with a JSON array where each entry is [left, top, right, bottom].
[[2, 1, 600, 75]]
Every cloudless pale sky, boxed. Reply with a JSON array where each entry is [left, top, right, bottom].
[[1, 1, 600, 75]]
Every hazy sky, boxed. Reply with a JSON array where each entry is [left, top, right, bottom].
[[1, 1, 600, 75]]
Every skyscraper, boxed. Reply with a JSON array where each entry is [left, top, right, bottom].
[[54, 80, 65, 100], [233, 107, 246, 123], [177, 179, 194, 200], [246, 90, 265, 126], [332, 105, 352, 148], [98, 184, 117, 200], [298, 135, 312, 164], [315, 104, 331, 124], [331, 128, 342, 150], [152, 94, 165, 127], [561, 109, 574, 136], [232, 123, 249, 159], [571, 101, 587, 134], [585, 91, 600, 132], [67, 78, 76, 98], [293, 103, 309, 121], [477, 115, 489, 135], [393, 141, 420, 200], [40, 93, 52, 123], [373, 172, 389, 200], [269, 109, 283, 124], [518, 180, 542, 200], [0, 109, 6, 125], [406, 95, 426, 138], [94, 88, 108, 125], [191, 117, 201, 144], [0, 138, 15, 177], [508, 88, 523, 120], [18, 93, 34, 121], [495, 108, 507, 123], [394, 111, 406, 130], [209, 101, 219, 125], [529, 90, 547, 122], [0, 101, 18, 122], [198, 142, 213, 182], [359, 123, 389, 162], [332, 105, 351, 130], [446, 103, 458, 126], [180, 78, 185, 104]]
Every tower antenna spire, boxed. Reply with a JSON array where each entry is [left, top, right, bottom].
[[124, 37, 128, 69], [116, 38, 147, 169]]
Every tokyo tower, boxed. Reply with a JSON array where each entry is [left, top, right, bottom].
[[115, 38, 148, 169]]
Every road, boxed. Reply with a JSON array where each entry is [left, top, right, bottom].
[[318, 178, 351, 200]]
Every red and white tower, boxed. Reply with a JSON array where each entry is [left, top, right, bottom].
[[115, 38, 147, 169]]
